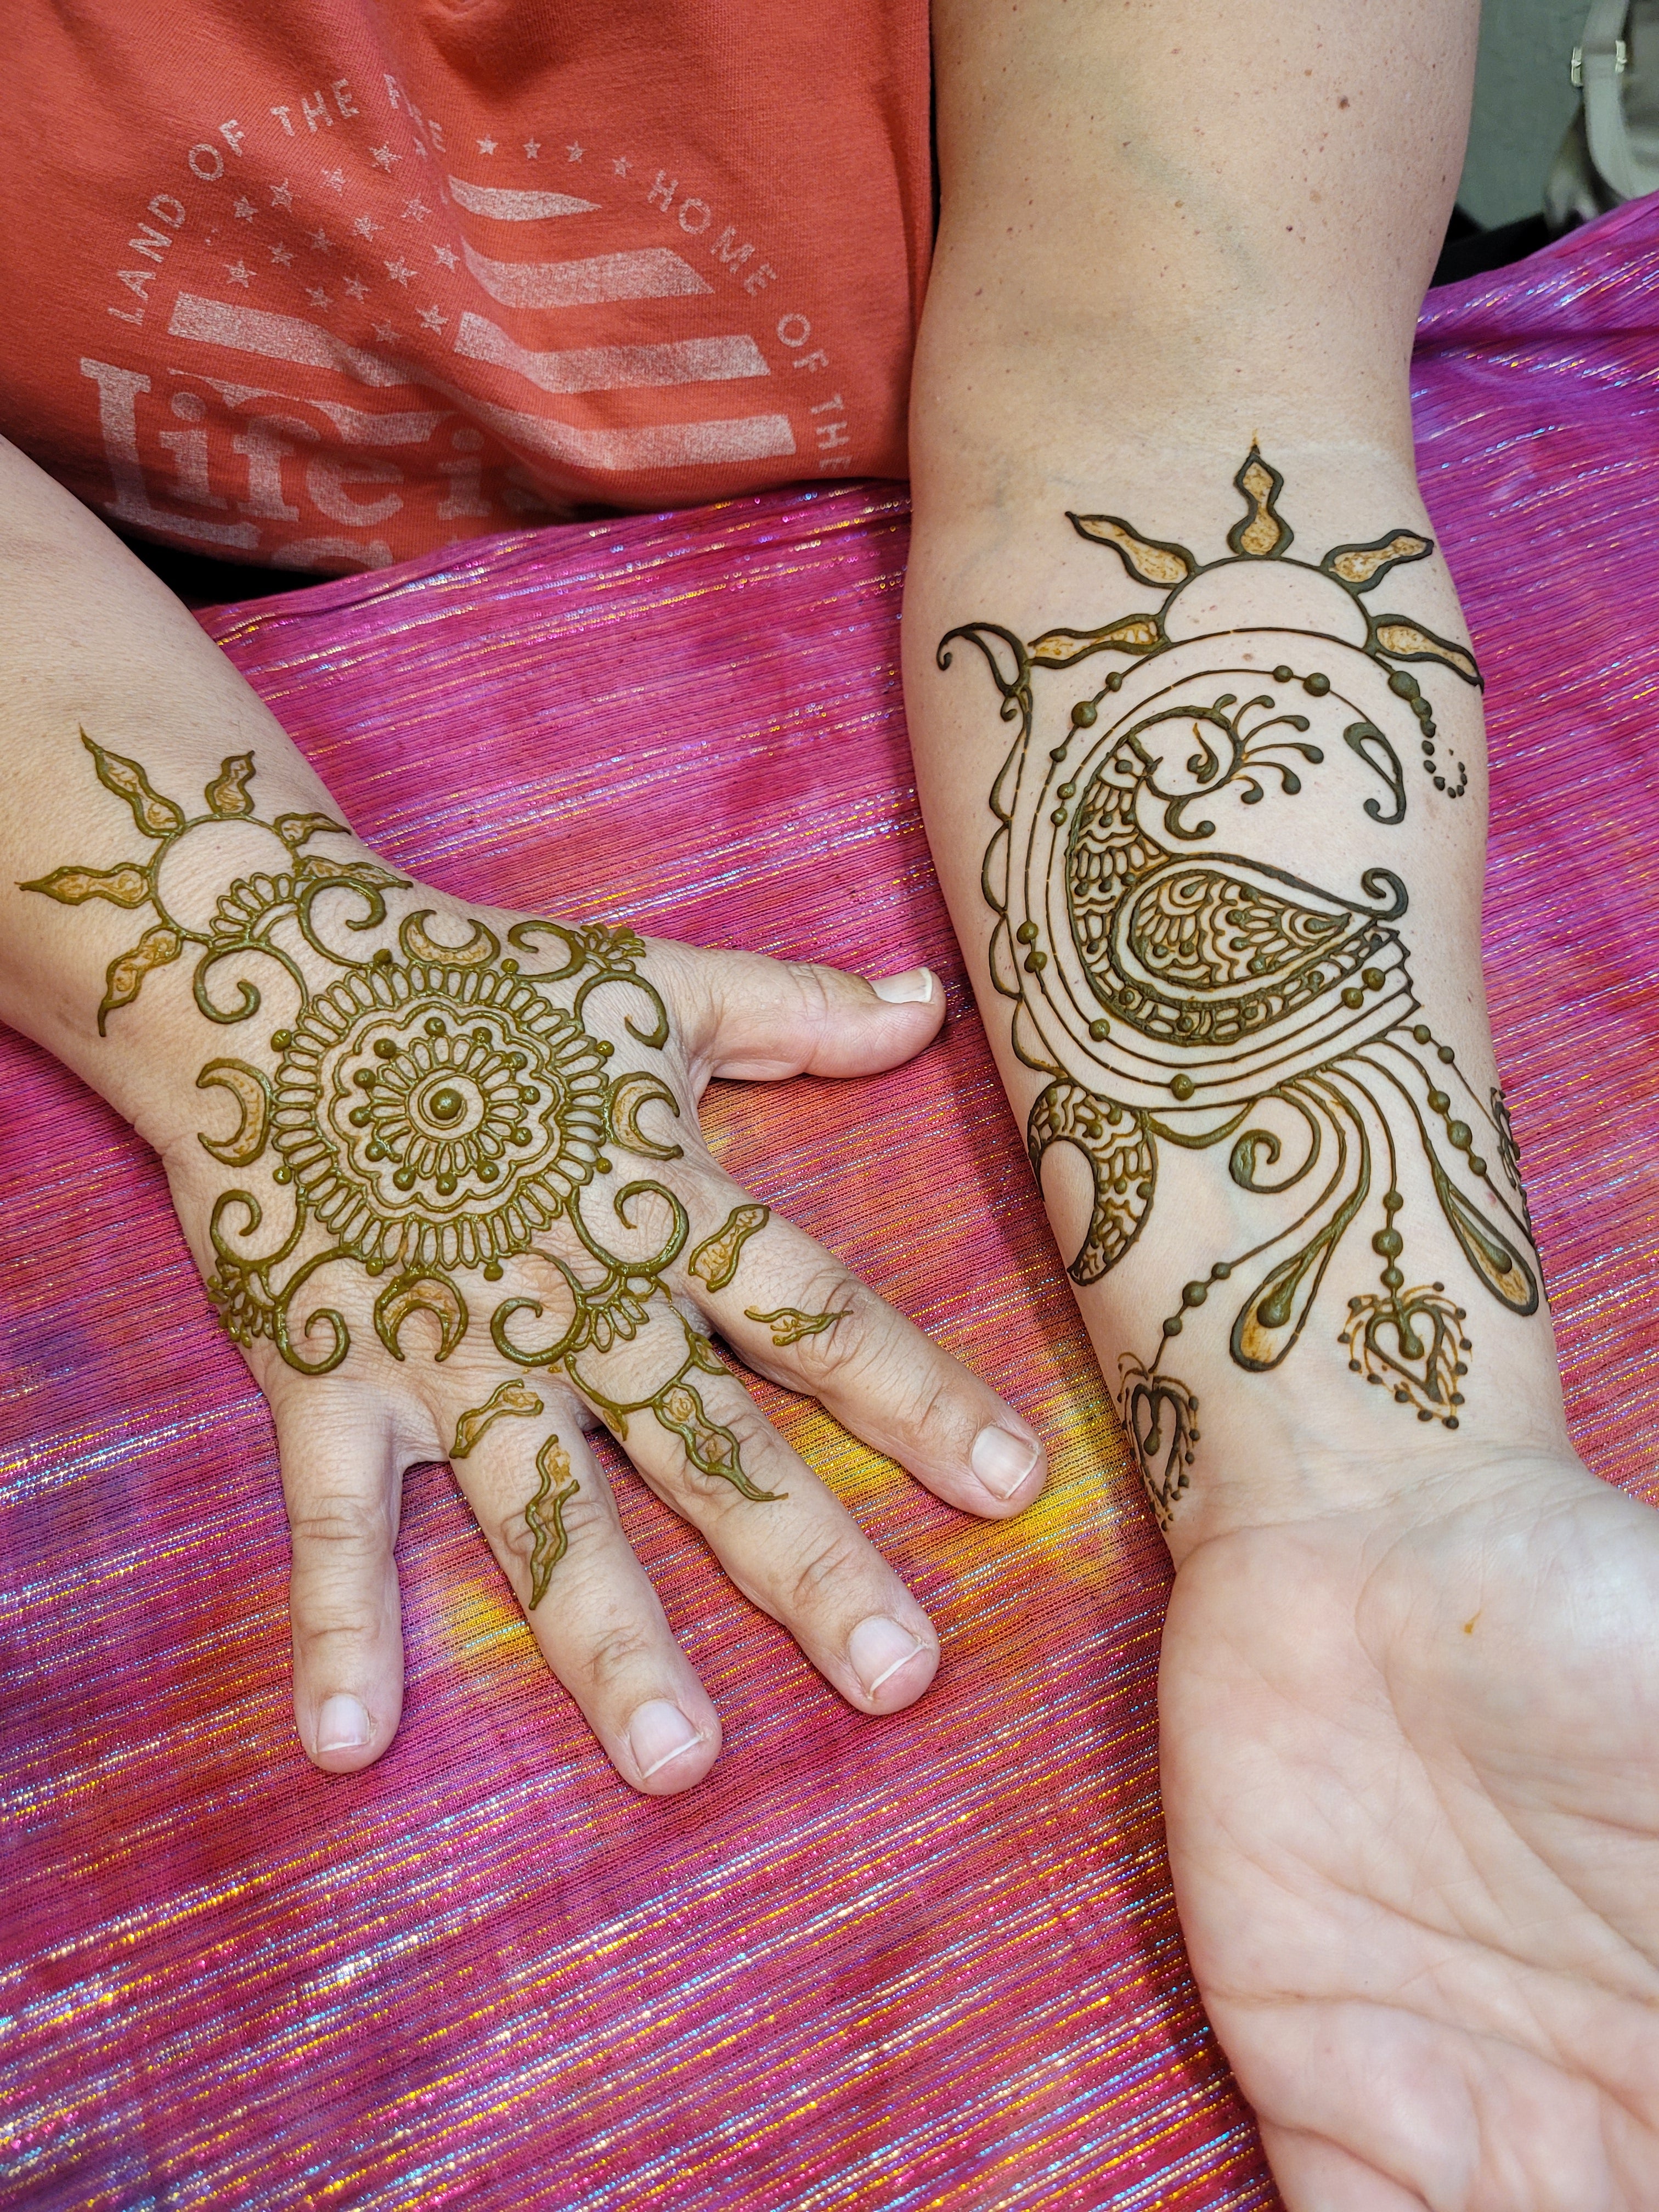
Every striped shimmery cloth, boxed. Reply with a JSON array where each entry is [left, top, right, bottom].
[[3, 196, 1658, 2209]]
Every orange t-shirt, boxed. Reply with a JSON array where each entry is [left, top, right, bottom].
[[2, 2, 930, 573]]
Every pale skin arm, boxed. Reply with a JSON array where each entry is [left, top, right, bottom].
[[907, 3, 1659, 2203], [0, 436, 1048, 1796]]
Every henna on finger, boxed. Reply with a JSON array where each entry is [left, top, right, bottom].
[[744, 1304, 851, 1347]]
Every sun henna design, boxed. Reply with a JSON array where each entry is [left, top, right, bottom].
[[25, 736, 782, 1592], [939, 451, 1540, 1525]]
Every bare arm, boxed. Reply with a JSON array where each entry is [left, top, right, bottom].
[[905, 5, 1659, 2200]]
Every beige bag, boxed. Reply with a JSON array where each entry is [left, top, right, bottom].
[[1547, 0, 1659, 227]]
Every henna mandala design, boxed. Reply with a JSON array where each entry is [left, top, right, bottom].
[[940, 452, 1541, 1523], [26, 736, 781, 1594]]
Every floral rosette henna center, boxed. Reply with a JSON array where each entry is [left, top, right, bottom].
[[941, 450, 1543, 1521], [25, 740, 782, 1601], [273, 952, 610, 1279]]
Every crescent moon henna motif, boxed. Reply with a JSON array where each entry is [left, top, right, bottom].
[[942, 448, 1541, 1526], [27, 741, 783, 1591]]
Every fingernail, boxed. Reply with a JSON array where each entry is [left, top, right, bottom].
[[971, 1424, 1040, 1499], [317, 1694, 370, 1753], [628, 1700, 703, 1781], [868, 967, 935, 1005], [848, 1615, 924, 1697]]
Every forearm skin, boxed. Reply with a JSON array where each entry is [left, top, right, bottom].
[[904, 1, 1571, 1550]]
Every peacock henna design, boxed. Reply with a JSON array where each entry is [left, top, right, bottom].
[[25, 735, 783, 1592], [940, 450, 1541, 1525]]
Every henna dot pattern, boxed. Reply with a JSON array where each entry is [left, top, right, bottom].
[[938, 449, 1540, 1523]]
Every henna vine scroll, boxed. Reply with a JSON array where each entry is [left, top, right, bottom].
[[940, 450, 1541, 1524]]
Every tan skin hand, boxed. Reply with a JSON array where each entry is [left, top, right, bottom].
[[30, 747, 1045, 1795]]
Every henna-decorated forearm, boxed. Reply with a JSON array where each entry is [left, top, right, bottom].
[[926, 450, 1546, 1528]]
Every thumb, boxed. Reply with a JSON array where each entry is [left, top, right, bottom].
[[669, 943, 945, 1082]]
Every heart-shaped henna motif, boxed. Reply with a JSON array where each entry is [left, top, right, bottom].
[[1119, 1359, 1200, 1526], [1339, 1282, 1470, 1425]]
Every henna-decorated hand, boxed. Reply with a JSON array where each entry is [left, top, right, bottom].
[[1160, 1444, 1659, 2202], [30, 743, 1046, 1791]]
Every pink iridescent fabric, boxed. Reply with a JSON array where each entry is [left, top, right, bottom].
[[3, 196, 1657, 2208]]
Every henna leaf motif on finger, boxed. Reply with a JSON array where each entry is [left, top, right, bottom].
[[744, 1305, 850, 1348], [686, 1203, 770, 1291], [942, 449, 1542, 1522], [450, 1379, 545, 1459]]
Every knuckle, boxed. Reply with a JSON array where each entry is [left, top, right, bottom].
[[889, 1368, 962, 1457], [496, 1476, 606, 1573], [772, 1276, 881, 1383], [578, 1618, 664, 1694], [783, 1523, 873, 1617], [782, 960, 836, 1029], [286, 1490, 392, 1561], [292, 1611, 386, 1664]]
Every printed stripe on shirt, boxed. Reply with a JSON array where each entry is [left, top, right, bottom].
[[461, 240, 710, 308], [170, 294, 413, 386], [165, 298, 795, 473], [454, 313, 768, 394], [447, 178, 600, 221]]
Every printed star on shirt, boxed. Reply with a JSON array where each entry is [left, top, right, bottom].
[[373, 321, 399, 342], [234, 196, 256, 221], [613, 155, 630, 175], [384, 257, 415, 286], [310, 229, 331, 251], [567, 143, 584, 161], [418, 304, 448, 332], [322, 167, 346, 192], [308, 287, 331, 309], [523, 138, 540, 158], [269, 242, 295, 266], [353, 213, 381, 239], [403, 196, 431, 222], [226, 260, 252, 286], [370, 145, 399, 170], [271, 179, 295, 210], [343, 275, 370, 301], [432, 243, 459, 269], [477, 136, 497, 155]]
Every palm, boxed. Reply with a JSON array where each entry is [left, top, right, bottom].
[[1160, 1452, 1659, 2209]]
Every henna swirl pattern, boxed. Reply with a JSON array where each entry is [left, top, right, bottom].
[[25, 738, 780, 1595]]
